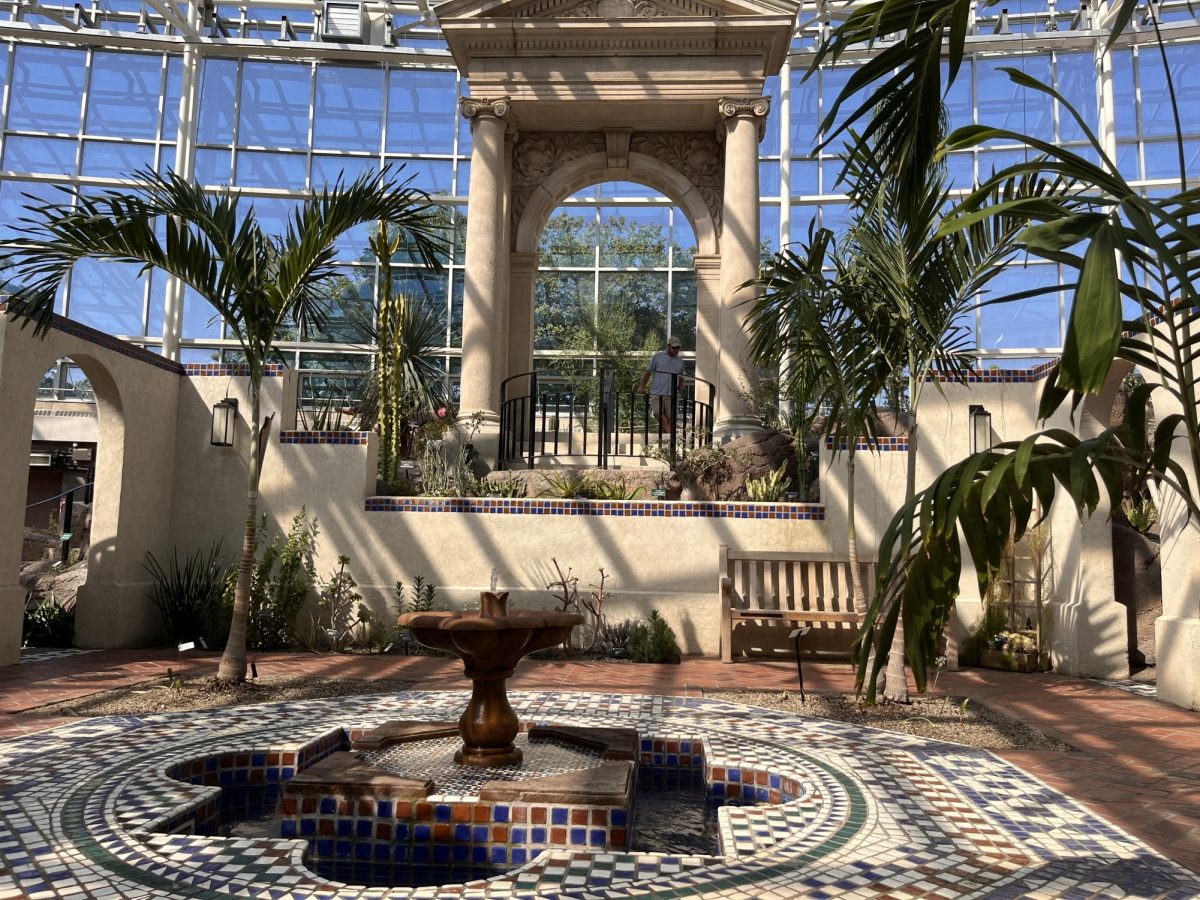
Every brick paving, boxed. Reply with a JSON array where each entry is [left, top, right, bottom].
[[3, 648, 1199, 875]]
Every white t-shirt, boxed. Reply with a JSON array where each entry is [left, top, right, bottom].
[[645, 350, 685, 396]]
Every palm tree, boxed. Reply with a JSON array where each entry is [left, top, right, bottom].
[[1, 168, 446, 682], [836, 141, 1034, 701], [813, 1, 1200, 695], [746, 224, 891, 634]]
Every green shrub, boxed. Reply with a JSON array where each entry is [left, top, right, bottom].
[[393, 575, 438, 615], [961, 601, 1009, 667], [629, 610, 681, 664], [22, 594, 75, 648], [228, 509, 319, 651], [318, 555, 363, 652], [1121, 496, 1158, 533], [590, 477, 645, 501], [143, 542, 232, 648]]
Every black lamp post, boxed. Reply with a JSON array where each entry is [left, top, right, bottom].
[[211, 397, 239, 447], [969, 404, 992, 455]]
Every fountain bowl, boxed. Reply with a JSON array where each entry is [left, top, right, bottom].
[[398, 591, 583, 766]]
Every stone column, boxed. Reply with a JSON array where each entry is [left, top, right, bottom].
[[716, 96, 769, 440], [458, 96, 512, 426], [507, 252, 539, 378]]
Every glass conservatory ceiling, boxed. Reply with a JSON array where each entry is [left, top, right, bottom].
[[0, 0, 1196, 375]]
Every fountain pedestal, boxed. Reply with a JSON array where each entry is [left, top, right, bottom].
[[398, 591, 583, 767]]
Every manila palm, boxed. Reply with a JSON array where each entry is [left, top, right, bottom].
[[1, 167, 446, 683]]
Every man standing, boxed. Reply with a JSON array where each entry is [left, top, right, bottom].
[[636, 335, 686, 434]]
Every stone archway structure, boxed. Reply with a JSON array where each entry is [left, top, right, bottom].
[[435, 0, 796, 457]]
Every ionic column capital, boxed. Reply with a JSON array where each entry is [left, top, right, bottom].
[[717, 96, 771, 142], [459, 96, 513, 123]]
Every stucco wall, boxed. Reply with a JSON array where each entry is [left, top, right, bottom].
[[0, 316, 181, 665]]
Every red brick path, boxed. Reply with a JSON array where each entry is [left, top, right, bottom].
[[2, 650, 1198, 874]]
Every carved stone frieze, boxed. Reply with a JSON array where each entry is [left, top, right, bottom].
[[505, 0, 708, 17], [511, 132, 607, 232], [629, 132, 724, 231]]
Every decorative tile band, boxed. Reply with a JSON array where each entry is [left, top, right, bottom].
[[365, 497, 826, 520], [281, 430, 371, 445], [824, 436, 909, 451], [926, 359, 1058, 383], [1, 303, 188, 376], [184, 362, 285, 377]]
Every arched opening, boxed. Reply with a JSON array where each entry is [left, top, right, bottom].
[[10, 346, 125, 656]]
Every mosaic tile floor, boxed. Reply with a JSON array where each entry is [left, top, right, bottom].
[[1, 690, 1198, 899]]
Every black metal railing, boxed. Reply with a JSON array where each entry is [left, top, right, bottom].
[[498, 369, 715, 470]]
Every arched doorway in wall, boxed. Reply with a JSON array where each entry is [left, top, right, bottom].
[[14, 349, 125, 653], [20, 357, 100, 649]]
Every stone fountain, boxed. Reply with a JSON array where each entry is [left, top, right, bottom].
[[279, 574, 636, 885], [397, 578, 584, 766]]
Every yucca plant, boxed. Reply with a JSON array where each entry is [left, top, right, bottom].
[[1, 167, 446, 682], [143, 543, 232, 648], [745, 463, 791, 502]]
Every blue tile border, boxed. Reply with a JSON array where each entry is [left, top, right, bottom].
[[824, 436, 909, 451], [281, 430, 370, 445], [926, 359, 1059, 383], [184, 362, 285, 377], [364, 497, 826, 520]]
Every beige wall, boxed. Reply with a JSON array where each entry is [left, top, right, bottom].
[[0, 318, 180, 666]]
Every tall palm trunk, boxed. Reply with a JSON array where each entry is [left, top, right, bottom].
[[882, 400, 918, 703], [217, 375, 262, 683]]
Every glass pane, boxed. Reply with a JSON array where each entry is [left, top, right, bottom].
[[2, 135, 76, 174], [1112, 50, 1136, 139], [450, 269, 463, 346], [600, 206, 668, 268], [248, 196, 300, 237], [8, 45, 85, 133], [238, 61, 312, 148], [163, 55, 183, 139], [599, 271, 668, 347], [670, 271, 696, 351], [1055, 51, 1097, 142], [197, 58, 238, 144], [311, 154, 379, 188], [0, 180, 63, 241], [309, 267, 374, 342], [978, 263, 1061, 349], [393, 268, 449, 338], [313, 64, 383, 152], [943, 59, 973, 132], [539, 210, 595, 267], [760, 75, 781, 157], [759, 160, 781, 196], [535, 271, 594, 350], [598, 180, 662, 200], [182, 286, 223, 339], [68, 260, 145, 334], [1168, 43, 1200, 138], [194, 147, 233, 184], [387, 68, 456, 154], [790, 159, 819, 196], [81, 141, 155, 178], [789, 67, 819, 155], [85, 51, 162, 139], [236, 150, 307, 189], [393, 157, 452, 195], [976, 54, 1053, 135], [760, 205, 780, 260], [672, 211, 696, 267]]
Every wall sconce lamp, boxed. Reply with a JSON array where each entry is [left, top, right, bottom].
[[969, 404, 993, 455], [211, 397, 239, 447]]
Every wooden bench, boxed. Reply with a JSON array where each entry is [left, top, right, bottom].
[[719, 546, 874, 663]]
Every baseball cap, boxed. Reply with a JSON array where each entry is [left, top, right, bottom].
[[667, 336, 682, 348]]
